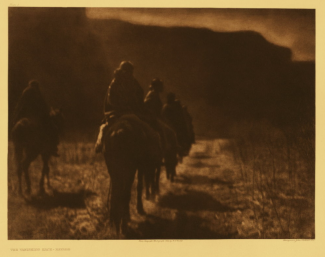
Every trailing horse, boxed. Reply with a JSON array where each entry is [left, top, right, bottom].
[[161, 122, 180, 183], [137, 120, 180, 200], [11, 108, 64, 195], [102, 114, 162, 234], [153, 120, 180, 194]]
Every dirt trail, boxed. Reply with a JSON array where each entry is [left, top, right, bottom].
[[8, 139, 259, 239], [125, 139, 257, 239]]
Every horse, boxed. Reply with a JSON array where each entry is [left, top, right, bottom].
[[162, 123, 180, 183], [102, 114, 162, 234], [152, 120, 180, 194], [136, 120, 180, 200], [11, 108, 64, 195]]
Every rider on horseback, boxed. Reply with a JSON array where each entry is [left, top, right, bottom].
[[95, 61, 145, 152], [104, 61, 144, 117], [12, 80, 59, 157], [95, 62, 173, 159], [144, 78, 164, 118], [162, 92, 190, 156]]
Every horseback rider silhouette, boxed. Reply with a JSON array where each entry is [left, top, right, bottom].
[[95, 61, 145, 153], [144, 78, 164, 118], [12, 80, 59, 157], [95, 63, 175, 167], [104, 61, 144, 117], [182, 105, 195, 145], [162, 92, 190, 156]]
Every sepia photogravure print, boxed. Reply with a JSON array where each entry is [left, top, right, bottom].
[[7, 7, 315, 240]]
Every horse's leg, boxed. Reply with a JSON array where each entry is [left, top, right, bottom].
[[154, 165, 161, 195], [40, 154, 50, 194], [166, 163, 176, 182], [172, 163, 177, 178], [166, 164, 170, 181], [109, 173, 123, 235], [170, 165, 176, 182], [136, 169, 145, 215], [143, 164, 157, 200], [14, 144, 23, 195], [121, 169, 136, 234], [21, 155, 33, 195], [21, 148, 40, 195], [143, 167, 151, 200], [106, 178, 112, 218]]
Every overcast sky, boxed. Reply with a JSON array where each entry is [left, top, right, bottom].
[[86, 8, 315, 61]]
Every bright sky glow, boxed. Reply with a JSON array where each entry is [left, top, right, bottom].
[[86, 8, 315, 61]]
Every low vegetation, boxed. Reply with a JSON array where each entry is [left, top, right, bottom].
[[7, 122, 315, 239], [226, 120, 315, 238]]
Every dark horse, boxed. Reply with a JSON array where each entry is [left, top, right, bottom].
[[152, 120, 180, 195], [138, 120, 180, 201], [160, 121, 180, 183], [103, 114, 162, 234], [11, 108, 64, 195]]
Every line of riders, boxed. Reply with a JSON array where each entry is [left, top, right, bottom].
[[12, 61, 195, 172]]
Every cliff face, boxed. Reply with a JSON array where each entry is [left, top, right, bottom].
[[9, 8, 314, 135]]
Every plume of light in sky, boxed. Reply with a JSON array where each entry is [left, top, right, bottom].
[[86, 8, 315, 61]]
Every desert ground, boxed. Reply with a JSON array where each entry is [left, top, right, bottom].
[[8, 137, 314, 239]]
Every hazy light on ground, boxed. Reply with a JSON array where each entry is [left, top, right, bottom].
[[86, 8, 315, 61]]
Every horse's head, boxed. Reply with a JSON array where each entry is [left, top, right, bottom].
[[49, 107, 64, 133]]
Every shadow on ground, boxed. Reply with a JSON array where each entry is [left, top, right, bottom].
[[186, 161, 221, 168], [24, 189, 97, 209], [126, 213, 238, 239], [158, 189, 237, 212], [189, 153, 213, 159], [175, 174, 234, 186]]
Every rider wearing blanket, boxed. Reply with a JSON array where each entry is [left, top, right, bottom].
[[95, 61, 177, 160], [12, 80, 59, 157], [144, 78, 164, 119], [105, 61, 144, 118], [95, 61, 146, 153]]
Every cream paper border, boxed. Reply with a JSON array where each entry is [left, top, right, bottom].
[[1, 1, 324, 256]]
